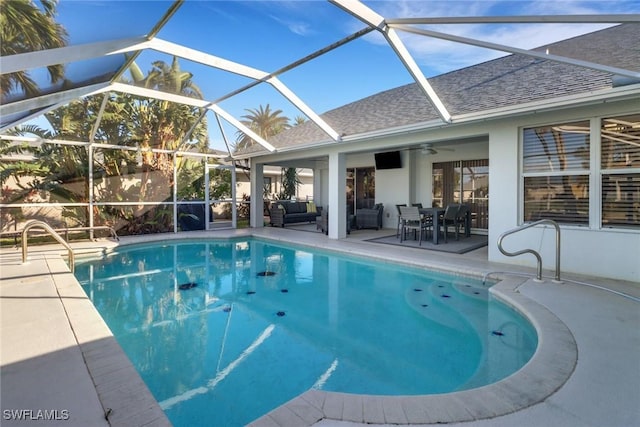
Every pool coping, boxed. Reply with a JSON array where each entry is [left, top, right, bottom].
[[246, 274, 578, 426], [38, 254, 172, 427]]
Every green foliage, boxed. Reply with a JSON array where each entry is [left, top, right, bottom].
[[2, 57, 212, 234], [233, 104, 290, 152], [0, 0, 68, 99], [237, 193, 250, 219], [177, 157, 205, 200], [280, 167, 301, 200], [209, 168, 232, 200], [0, 7, 215, 235]]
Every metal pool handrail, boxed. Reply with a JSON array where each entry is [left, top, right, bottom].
[[497, 219, 561, 283], [21, 220, 75, 273]]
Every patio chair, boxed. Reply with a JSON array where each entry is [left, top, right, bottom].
[[455, 204, 470, 237], [317, 209, 327, 233], [356, 203, 384, 230], [442, 204, 462, 243], [411, 203, 423, 209], [395, 204, 407, 238], [399, 206, 432, 245]]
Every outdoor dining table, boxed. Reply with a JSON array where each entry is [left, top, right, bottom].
[[419, 206, 471, 244]]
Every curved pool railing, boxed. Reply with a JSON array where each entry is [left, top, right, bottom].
[[497, 219, 561, 283], [21, 220, 75, 273]]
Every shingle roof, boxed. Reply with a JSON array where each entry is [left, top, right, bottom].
[[244, 24, 639, 155]]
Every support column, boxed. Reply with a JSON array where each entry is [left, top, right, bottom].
[[328, 152, 347, 239], [313, 166, 322, 203], [250, 161, 264, 228]]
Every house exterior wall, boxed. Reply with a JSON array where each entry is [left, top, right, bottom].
[[375, 166, 409, 227], [487, 98, 639, 282], [253, 99, 638, 282]]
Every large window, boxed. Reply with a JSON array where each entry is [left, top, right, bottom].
[[432, 159, 489, 229], [521, 114, 640, 228], [522, 120, 590, 225], [601, 114, 640, 228]]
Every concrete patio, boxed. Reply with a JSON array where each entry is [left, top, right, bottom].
[[1, 227, 638, 426]]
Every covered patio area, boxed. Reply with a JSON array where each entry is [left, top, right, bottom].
[[282, 220, 489, 255]]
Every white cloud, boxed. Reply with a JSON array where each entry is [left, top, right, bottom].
[[268, 13, 314, 36]]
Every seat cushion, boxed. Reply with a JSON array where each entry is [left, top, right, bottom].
[[284, 202, 307, 214]]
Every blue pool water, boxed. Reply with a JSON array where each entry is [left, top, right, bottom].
[[75, 238, 537, 426]]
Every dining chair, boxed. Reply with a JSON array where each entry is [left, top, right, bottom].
[[455, 204, 470, 237], [395, 204, 407, 238], [442, 204, 461, 243], [399, 206, 432, 245]]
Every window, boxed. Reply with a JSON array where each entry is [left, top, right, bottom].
[[346, 167, 375, 215], [601, 114, 640, 228], [522, 121, 590, 225], [462, 160, 489, 229], [521, 114, 640, 229], [432, 159, 489, 229]]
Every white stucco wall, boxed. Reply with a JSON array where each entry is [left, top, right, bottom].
[[253, 98, 639, 282], [374, 166, 409, 229], [486, 100, 640, 282]]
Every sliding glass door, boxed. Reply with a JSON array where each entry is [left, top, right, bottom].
[[346, 167, 375, 215], [433, 159, 488, 229]]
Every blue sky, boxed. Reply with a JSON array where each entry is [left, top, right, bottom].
[[34, 1, 640, 150]]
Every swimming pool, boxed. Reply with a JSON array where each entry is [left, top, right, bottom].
[[75, 238, 537, 426]]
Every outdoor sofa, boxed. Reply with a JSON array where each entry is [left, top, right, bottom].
[[269, 200, 322, 227]]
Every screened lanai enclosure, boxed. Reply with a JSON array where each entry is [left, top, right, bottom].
[[2, 0, 638, 240], [0, 140, 238, 236]]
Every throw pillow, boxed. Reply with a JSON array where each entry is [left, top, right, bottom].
[[307, 202, 317, 213]]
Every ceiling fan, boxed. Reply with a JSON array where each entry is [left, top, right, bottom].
[[414, 143, 455, 155]]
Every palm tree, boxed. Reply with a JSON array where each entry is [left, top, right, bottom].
[[0, 0, 68, 100], [293, 116, 307, 126], [129, 56, 204, 100], [234, 104, 290, 151], [125, 57, 209, 210]]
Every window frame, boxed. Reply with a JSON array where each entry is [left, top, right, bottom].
[[599, 113, 640, 229], [520, 113, 640, 230], [520, 120, 592, 227]]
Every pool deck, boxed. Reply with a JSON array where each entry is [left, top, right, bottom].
[[1, 227, 638, 426]]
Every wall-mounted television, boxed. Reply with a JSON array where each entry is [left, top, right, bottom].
[[374, 151, 402, 170]]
